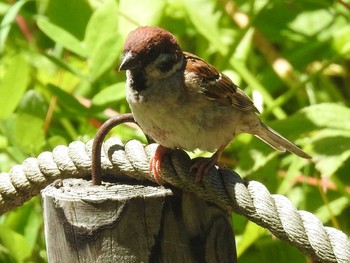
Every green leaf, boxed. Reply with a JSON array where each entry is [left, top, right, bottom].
[[92, 82, 126, 107], [2, 198, 41, 244], [84, 0, 119, 52], [270, 104, 350, 177], [255, 1, 332, 42], [304, 103, 350, 130], [235, 104, 350, 177], [0, 0, 29, 53], [239, 236, 306, 263], [119, 0, 166, 35], [294, 103, 350, 132], [0, 2, 10, 15], [288, 9, 333, 39], [268, 103, 350, 138], [13, 113, 45, 155], [23, 204, 42, 248], [37, 18, 87, 57], [46, 0, 92, 40], [84, 0, 122, 81], [229, 59, 287, 119], [17, 90, 48, 118], [0, 54, 29, 119], [312, 129, 350, 177], [88, 34, 122, 81], [277, 157, 306, 195], [314, 196, 349, 223], [0, 135, 7, 149], [46, 135, 68, 149], [233, 27, 254, 61], [332, 26, 350, 58], [0, 226, 32, 262], [43, 53, 86, 79], [9, 91, 47, 155], [182, 0, 228, 54], [47, 84, 88, 115], [237, 221, 266, 256]]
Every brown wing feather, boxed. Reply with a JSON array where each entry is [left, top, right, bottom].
[[184, 52, 259, 113]]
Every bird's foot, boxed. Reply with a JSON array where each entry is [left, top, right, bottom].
[[191, 155, 225, 183], [149, 145, 171, 184]]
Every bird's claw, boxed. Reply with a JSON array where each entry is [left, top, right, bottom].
[[190, 157, 218, 183], [149, 145, 171, 184]]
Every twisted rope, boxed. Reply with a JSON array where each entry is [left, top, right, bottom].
[[0, 138, 349, 263]]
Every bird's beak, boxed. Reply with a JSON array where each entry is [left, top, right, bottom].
[[118, 52, 137, 71]]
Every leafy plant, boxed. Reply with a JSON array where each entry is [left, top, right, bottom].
[[0, 0, 349, 262]]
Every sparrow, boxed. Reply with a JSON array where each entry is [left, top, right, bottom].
[[119, 26, 311, 183]]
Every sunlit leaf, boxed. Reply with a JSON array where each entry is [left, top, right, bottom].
[[92, 82, 126, 106], [181, 0, 227, 54], [236, 221, 266, 256], [288, 9, 333, 39], [84, 0, 122, 81], [13, 113, 45, 155], [37, 18, 87, 57], [0, 227, 32, 261], [332, 26, 350, 58], [88, 34, 122, 81], [269, 103, 350, 137], [84, 0, 119, 51], [46, 0, 92, 40], [311, 129, 350, 177], [0, 54, 29, 119], [314, 196, 349, 223], [0, 0, 29, 53], [17, 90, 48, 118], [47, 84, 88, 114], [118, 0, 166, 35], [239, 234, 306, 262], [43, 53, 86, 79]]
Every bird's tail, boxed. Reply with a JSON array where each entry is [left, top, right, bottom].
[[255, 123, 311, 159]]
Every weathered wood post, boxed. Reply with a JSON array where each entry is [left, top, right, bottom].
[[42, 178, 237, 263]]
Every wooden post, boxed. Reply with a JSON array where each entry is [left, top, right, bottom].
[[42, 178, 237, 263]]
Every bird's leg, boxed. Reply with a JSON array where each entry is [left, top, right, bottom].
[[191, 143, 228, 183], [149, 145, 172, 184]]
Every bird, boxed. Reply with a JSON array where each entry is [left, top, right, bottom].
[[118, 26, 311, 183]]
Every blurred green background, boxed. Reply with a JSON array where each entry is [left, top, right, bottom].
[[0, 0, 350, 262]]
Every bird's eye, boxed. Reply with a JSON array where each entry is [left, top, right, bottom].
[[148, 49, 158, 58], [155, 53, 177, 72]]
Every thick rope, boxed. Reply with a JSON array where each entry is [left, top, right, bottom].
[[0, 138, 349, 263]]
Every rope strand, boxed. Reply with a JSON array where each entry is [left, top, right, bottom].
[[0, 138, 349, 262]]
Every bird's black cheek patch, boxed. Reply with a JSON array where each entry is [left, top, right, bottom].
[[129, 71, 148, 92]]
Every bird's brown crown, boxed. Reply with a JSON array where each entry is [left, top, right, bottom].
[[123, 26, 182, 66]]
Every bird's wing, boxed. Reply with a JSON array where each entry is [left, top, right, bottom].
[[183, 52, 259, 113]]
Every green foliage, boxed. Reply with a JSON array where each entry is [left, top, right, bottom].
[[0, 54, 29, 119], [0, 0, 349, 262]]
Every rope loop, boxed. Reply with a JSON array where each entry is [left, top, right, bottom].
[[0, 138, 349, 262]]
